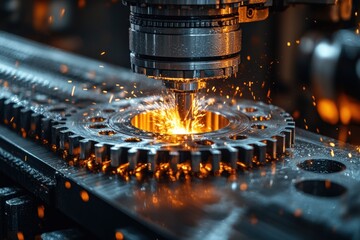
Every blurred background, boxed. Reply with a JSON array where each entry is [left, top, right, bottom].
[[0, 0, 359, 144]]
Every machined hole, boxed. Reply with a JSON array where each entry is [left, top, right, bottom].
[[251, 124, 267, 129], [49, 107, 66, 113], [195, 140, 214, 146], [99, 130, 116, 136], [252, 115, 271, 121], [242, 107, 257, 113], [89, 116, 106, 122], [75, 99, 94, 109], [103, 109, 115, 113], [297, 159, 346, 174], [230, 135, 248, 140], [89, 124, 107, 129], [125, 137, 142, 142], [131, 110, 229, 134], [295, 180, 346, 197]]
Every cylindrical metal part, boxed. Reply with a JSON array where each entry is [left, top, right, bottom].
[[175, 92, 195, 124], [124, 1, 242, 83]]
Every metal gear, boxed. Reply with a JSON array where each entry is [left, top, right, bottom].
[[0, 80, 295, 178]]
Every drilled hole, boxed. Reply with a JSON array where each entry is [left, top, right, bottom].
[[195, 140, 214, 146], [242, 107, 257, 113], [251, 124, 267, 129], [89, 124, 107, 129], [89, 117, 106, 123], [252, 115, 271, 121], [75, 99, 94, 109], [230, 135, 248, 140], [103, 109, 115, 113], [297, 159, 346, 174], [49, 107, 66, 113], [295, 180, 346, 197], [99, 130, 116, 136], [125, 137, 142, 142]]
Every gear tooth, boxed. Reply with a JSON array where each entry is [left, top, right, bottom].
[[79, 139, 93, 160], [210, 149, 221, 173], [234, 145, 254, 167], [110, 145, 121, 167], [128, 148, 139, 170], [191, 151, 201, 173], [3, 99, 15, 125], [285, 117, 295, 124], [51, 124, 67, 147], [11, 104, 22, 130], [59, 129, 72, 150], [262, 138, 277, 159], [156, 150, 170, 165], [218, 147, 238, 169], [20, 108, 32, 134], [95, 143, 111, 164], [273, 134, 285, 154], [169, 151, 179, 172], [68, 134, 82, 156], [286, 126, 295, 146], [282, 127, 295, 148], [29, 113, 42, 139], [252, 142, 267, 164], [147, 149, 157, 172], [40, 118, 52, 143]]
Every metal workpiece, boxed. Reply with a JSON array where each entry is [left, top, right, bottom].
[[0, 32, 360, 239], [0, 75, 296, 176]]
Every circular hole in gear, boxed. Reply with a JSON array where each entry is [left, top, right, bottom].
[[89, 124, 107, 129], [195, 140, 214, 146], [230, 135, 248, 140], [242, 107, 257, 113], [99, 130, 117, 136], [252, 115, 271, 121], [298, 159, 346, 174], [103, 109, 116, 113], [125, 137, 142, 142], [49, 107, 66, 113], [131, 110, 229, 134], [89, 117, 106, 123], [295, 180, 347, 197], [251, 124, 267, 130]]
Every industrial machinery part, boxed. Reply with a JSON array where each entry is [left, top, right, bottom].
[[122, 0, 341, 124], [0, 31, 294, 177], [298, 30, 360, 101], [0, 32, 360, 239]]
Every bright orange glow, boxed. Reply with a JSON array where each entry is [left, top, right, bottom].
[[17, 232, 24, 240], [115, 231, 124, 240], [38, 205, 45, 219], [80, 190, 89, 202], [317, 99, 339, 124], [240, 183, 248, 191], [78, 0, 86, 8], [340, 104, 351, 124], [65, 181, 71, 189], [152, 96, 205, 135]]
